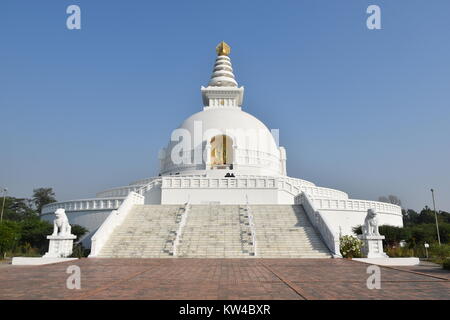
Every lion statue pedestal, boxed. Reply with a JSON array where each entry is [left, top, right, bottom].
[[43, 208, 77, 258], [358, 209, 388, 259]]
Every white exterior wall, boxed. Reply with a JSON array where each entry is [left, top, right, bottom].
[[277, 189, 295, 204], [161, 188, 278, 204], [144, 184, 162, 204]]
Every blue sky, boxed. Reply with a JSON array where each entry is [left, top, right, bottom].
[[1, 0, 449, 211]]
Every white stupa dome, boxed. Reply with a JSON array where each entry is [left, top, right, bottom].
[[182, 107, 280, 157], [159, 106, 283, 176], [158, 42, 285, 177]]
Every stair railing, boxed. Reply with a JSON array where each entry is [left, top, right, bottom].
[[298, 192, 342, 258], [135, 178, 161, 196], [245, 196, 257, 257], [89, 191, 144, 257], [172, 201, 190, 257]]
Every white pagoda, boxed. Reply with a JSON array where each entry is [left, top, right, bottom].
[[41, 42, 403, 258]]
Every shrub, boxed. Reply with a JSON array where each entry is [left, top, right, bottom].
[[443, 259, 450, 270], [436, 223, 450, 244], [71, 243, 89, 258], [16, 242, 41, 257], [429, 244, 450, 264], [386, 246, 414, 257], [378, 226, 411, 246], [352, 225, 411, 247], [340, 235, 363, 258], [0, 221, 21, 258], [71, 225, 88, 240], [19, 218, 53, 254], [410, 224, 442, 245], [352, 225, 362, 235]]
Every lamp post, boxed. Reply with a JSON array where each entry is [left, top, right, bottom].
[[0, 187, 7, 223], [430, 189, 441, 246]]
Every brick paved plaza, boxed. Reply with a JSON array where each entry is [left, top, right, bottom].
[[0, 258, 449, 300]]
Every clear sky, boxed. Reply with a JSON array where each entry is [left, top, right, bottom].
[[1, 0, 449, 211]]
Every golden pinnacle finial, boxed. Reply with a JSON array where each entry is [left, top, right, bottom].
[[216, 41, 231, 56]]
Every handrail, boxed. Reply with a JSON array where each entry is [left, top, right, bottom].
[[280, 182, 349, 200], [89, 192, 144, 257], [307, 198, 401, 215], [88, 179, 161, 257], [246, 202, 257, 257], [172, 202, 190, 257], [95, 186, 145, 198], [41, 179, 161, 217], [135, 178, 162, 196], [159, 175, 348, 200], [41, 197, 125, 215], [96, 177, 162, 198], [298, 192, 342, 258]]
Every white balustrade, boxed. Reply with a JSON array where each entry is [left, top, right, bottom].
[[299, 193, 342, 257], [41, 197, 126, 215], [89, 192, 144, 257], [96, 185, 146, 198], [160, 147, 281, 174], [42, 175, 354, 217], [308, 198, 401, 216]]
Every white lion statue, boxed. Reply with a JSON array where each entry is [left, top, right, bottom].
[[362, 208, 380, 236], [52, 208, 72, 236]]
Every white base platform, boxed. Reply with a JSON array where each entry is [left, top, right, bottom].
[[11, 257, 78, 266], [353, 257, 420, 266]]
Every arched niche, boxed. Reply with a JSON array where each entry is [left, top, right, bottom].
[[210, 135, 233, 168]]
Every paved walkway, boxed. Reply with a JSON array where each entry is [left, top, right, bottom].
[[0, 258, 448, 300]]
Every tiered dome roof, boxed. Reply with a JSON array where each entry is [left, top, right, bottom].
[[208, 41, 238, 87]]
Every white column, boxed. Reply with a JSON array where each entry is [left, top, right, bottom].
[[205, 142, 211, 169], [232, 143, 238, 165], [279, 146, 287, 176]]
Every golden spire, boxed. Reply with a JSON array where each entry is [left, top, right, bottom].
[[216, 41, 231, 56]]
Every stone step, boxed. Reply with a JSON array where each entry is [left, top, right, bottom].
[[98, 204, 332, 258]]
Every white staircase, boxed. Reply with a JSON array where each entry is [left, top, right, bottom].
[[96, 204, 331, 258], [176, 205, 254, 258], [97, 205, 181, 258], [251, 205, 332, 258]]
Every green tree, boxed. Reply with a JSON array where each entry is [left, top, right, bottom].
[[410, 223, 440, 244], [416, 207, 437, 224], [19, 218, 53, 253], [0, 220, 21, 257], [435, 223, 450, 244], [429, 244, 450, 264], [71, 224, 88, 241], [378, 225, 411, 246], [440, 211, 450, 224], [0, 189, 91, 257], [352, 225, 411, 246], [1, 197, 37, 221], [32, 188, 56, 213], [402, 209, 419, 226]]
